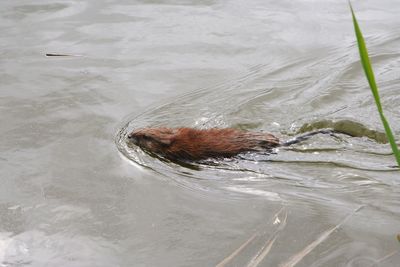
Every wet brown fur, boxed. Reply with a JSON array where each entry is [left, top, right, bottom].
[[128, 127, 280, 160]]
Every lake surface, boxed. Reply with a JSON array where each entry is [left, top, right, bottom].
[[1, 0, 400, 266]]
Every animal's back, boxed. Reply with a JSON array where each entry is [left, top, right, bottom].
[[154, 128, 279, 160]]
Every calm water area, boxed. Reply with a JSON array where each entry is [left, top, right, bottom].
[[1, 0, 400, 266]]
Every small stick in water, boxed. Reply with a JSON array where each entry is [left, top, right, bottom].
[[45, 53, 82, 57]]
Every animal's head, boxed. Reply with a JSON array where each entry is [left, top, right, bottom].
[[127, 127, 177, 153]]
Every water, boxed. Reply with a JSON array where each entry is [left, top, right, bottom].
[[1, 0, 400, 266]]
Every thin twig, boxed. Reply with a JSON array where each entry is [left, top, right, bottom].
[[279, 205, 364, 267], [215, 207, 286, 267], [246, 211, 288, 267], [45, 53, 83, 57]]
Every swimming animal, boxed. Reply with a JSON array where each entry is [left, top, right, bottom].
[[128, 127, 335, 161]]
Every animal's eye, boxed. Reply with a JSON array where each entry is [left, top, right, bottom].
[[142, 135, 152, 140]]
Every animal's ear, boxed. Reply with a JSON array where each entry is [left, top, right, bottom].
[[147, 129, 177, 146], [155, 133, 174, 145]]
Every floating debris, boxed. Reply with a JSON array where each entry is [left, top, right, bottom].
[[45, 53, 83, 57]]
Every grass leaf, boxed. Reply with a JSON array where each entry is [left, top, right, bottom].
[[349, 2, 400, 167]]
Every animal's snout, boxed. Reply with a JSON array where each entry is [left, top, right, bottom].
[[127, 132, 136, 141]]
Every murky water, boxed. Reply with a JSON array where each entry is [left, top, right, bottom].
[[1, 0, 400, 266]]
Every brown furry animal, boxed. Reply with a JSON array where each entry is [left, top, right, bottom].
[[128, 127, 280, 160]]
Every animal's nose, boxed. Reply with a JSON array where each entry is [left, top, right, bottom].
[[127, 133, 139, 144]]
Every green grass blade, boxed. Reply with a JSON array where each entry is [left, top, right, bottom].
[[349, 3, 400, 167]]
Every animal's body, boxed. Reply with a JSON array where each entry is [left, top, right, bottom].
[[128, 127, 334, 161]]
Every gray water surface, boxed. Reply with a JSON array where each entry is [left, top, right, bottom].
[[1, 0, 400, 266]]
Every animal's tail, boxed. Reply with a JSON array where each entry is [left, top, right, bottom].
[[280, 129, 338, 147]]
